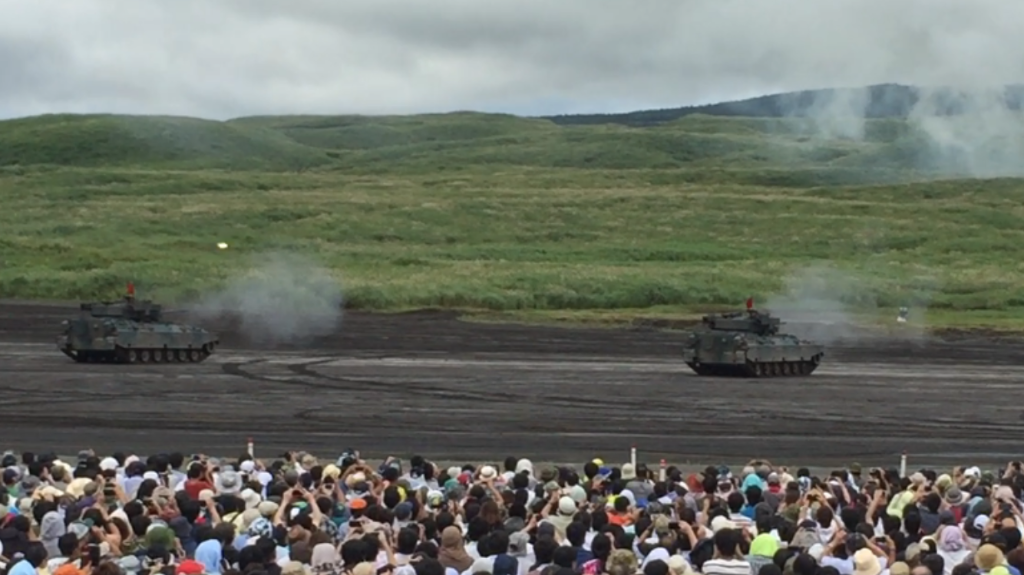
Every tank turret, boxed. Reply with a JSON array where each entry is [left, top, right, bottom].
[[700, 309, 781, 337], [57, 282, 219, 364], [681, 298, 825, 378]]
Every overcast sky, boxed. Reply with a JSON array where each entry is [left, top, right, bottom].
[[2, 0, 1022, 120]]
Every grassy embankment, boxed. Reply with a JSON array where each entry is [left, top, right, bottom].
[[2, 112, 1023, 331]]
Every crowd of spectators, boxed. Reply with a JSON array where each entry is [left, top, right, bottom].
[[2, 450, 1023, 575]]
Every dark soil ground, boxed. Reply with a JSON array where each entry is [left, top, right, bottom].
[[3, 302, 1024, 470]]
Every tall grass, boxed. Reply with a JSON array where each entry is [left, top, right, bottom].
[[2, 112, 1023, 327]]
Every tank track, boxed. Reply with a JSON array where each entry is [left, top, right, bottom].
[[60, 344, 215, 364], [686, 357, 821, 378]]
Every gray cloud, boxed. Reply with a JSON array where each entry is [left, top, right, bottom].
[[1, 0, 1023, 119]]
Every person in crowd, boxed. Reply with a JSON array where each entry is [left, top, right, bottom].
[[0, 450, 1016, 575]]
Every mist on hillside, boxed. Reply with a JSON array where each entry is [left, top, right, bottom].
[[5, 1, 1024, 178], [771, 85, 1024, 179]]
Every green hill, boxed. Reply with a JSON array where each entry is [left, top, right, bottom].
[[0, 109, 968, 186], [0, 114, 334, 170], [3, 83, 1022, 176], [4, 87, 1024, 329], [542, 83, 1024, 127], [229, 112, 556, 150]]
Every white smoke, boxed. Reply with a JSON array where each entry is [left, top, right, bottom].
[[763, 264, 937, 345], [787, 84, 1024, 178], [908, 87, 1024, 177], [763, 265, 875, 346], [190, 252, 343, 346], [786, 87, 872, 141]]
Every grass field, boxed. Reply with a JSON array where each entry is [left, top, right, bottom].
[[3, 111, 1024, 330]]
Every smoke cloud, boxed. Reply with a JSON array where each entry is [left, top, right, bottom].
[[763, 265, 875, 346], [190, 252, 343, 346], [778, 84, 1024, 178], [763, 264, 936, 345], [908, 88, 1024, 178]]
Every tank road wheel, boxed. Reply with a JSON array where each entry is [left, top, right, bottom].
[[134, 349, 148, 363], [783, 362, 793, 376], [770, 363, 780, 376], [186, 348, 200, 362]]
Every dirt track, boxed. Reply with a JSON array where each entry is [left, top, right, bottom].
[[3, 302, 1024, 469]]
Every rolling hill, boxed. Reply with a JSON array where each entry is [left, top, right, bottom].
[[3, 84, 1024, 324], [542, 83, 1024, 127], [2, 83, 1019, 181]]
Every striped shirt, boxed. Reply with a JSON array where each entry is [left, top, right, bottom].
[[703, 558, 754, 575], [730, 513, 758, 535]]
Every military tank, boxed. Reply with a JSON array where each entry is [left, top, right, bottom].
[[57, 283, 219, 364], [681, 299, 824, 377]]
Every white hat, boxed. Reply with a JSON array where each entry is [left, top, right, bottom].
[[241, 488, 261, 509], [568, 485, 587, 504], [240, 460, 256, 474], [479, 465, 497, 480], [218, 470, 242, 494], [621, 463, 636, 480], [100, 458, 119, 471], [558, 496, 577, 515], [852, 548, 882, 575], [515, 459, 533, 475], [808, 544, 825, 561], [711, 516, 736, 533], [667, 555, 694, 575]]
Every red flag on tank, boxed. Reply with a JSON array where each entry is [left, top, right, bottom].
[[746, 297, 753, 310], [127, 282, 135, 296]]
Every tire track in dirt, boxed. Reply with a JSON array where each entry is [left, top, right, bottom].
[[4, 303, 1024, 465]]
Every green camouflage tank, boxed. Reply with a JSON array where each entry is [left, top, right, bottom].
[[57, 283, 219, 364], [681, 300, 824, 377]]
